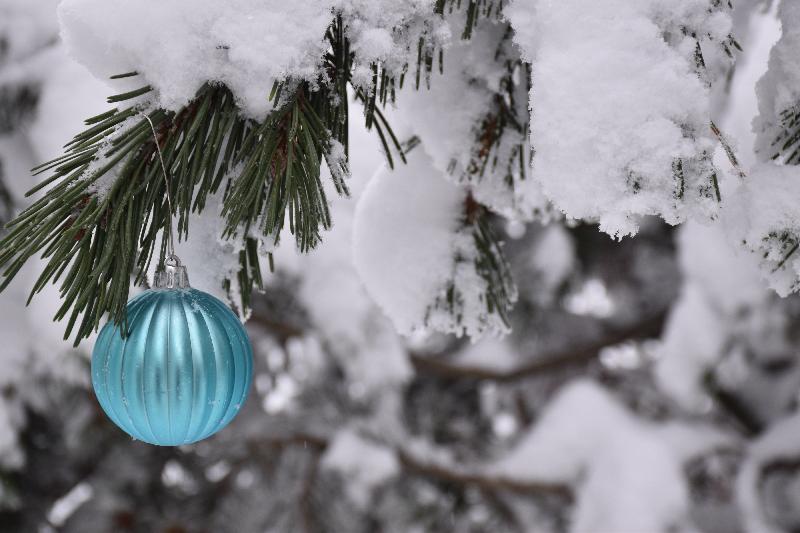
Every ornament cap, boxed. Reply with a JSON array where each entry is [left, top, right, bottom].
[[154, 254, 190, 289]]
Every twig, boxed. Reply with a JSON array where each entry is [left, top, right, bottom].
[[253, 433, 572, 500], [397, 449, 572, 500], [249, 309, 667, 383], [711, 121, 747, 179], [409, 311, 667, 382]]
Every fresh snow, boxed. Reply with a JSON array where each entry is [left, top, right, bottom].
[[754, 1, 800, 161], [353, 148, 465, 336], [507, 0, 729, 237], [492, 380, 732, 533], [321, 428, 399, 508]]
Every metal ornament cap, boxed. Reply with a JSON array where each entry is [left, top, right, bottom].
[[91, 282, 253, 446], [154, 254, 190, 289]]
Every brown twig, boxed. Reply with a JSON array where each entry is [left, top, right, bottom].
[[253, 433, 572, 501], [409, 311, 667, 382], [397, 449, 572, 500], [249, 309, 666, 383]]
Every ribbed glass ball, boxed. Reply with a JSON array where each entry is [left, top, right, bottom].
[[91, 288, 253, 446]]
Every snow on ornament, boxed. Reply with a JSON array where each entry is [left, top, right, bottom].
[[91, 255, 253, 446]]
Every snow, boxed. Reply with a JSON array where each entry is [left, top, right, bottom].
[[0, 0, 59, 64], [340, 0, 445, 76], [146, 192, 249, 313], [492, 380, 732, 533], [564, 278, 615, 319], [58, 0, 440, 119], [655, 283, 726, 412], [4, 1, 800, 529], [737, 413, 800, 533], [715, 0, 781, 170], [294, 119, 412, 392], [392, 16, 545, 219], [452, 336, 520, 372], [354, 146, 513, 339], [59, 0, 336, 118], [353, 148, 465, 335], [680, 221, 766, 313], [28, 46, 109, 162], [724, 164, 800, 296], [321, 428, 399, 508], [48, 482, 93, 527], [754, 0, 800, 161], [507, 0, 729, 237], [655, 221, 766, 411]]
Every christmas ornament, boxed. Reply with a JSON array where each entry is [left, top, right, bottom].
[[90, 115, 252, 446], [91, 255, 253, 445]]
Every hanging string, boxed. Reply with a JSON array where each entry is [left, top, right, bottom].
[[142, 113, 177, 258]]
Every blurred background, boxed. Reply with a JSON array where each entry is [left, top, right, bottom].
[[1, 1, 799, 532]]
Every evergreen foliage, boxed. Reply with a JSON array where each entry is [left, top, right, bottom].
[[0, 4, 517, 344], [771, 104, 800, 165]]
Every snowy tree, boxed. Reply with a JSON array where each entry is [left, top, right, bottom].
[[2, 0, 800, 532]]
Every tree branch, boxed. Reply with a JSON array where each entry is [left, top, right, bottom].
[[409, 311, 667, 382], [252, 433, 572, 501], [396, 449, 572, 500]]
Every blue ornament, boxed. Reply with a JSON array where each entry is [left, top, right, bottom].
[[91, 256, 253, 446]]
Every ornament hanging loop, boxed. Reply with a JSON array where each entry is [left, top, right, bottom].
[[142, 113, 177, 258], [142, 112, 188, 289], [154, 254, 190, 289]]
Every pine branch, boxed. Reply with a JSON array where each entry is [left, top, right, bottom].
[[434, 0, 508, 40], [0, 5, 510, 345], [770, 104, 800, 165], [0, 160, 13, 226], [427, 197, 517, 336], [464, 27, 531, 189], [711, 121, 747, 179], [2, 75, 351, 345], [471, 210, 516, 327], [0, 82, 259, 344], [221, 82, 348, 252]]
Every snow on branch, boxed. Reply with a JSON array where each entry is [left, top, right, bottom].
[[725, 165, 800, 296], [506, 0, 734, 237], [754, 1, 800, 164], [353, 148, 516, 339], [491, 380, 737, 533]]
